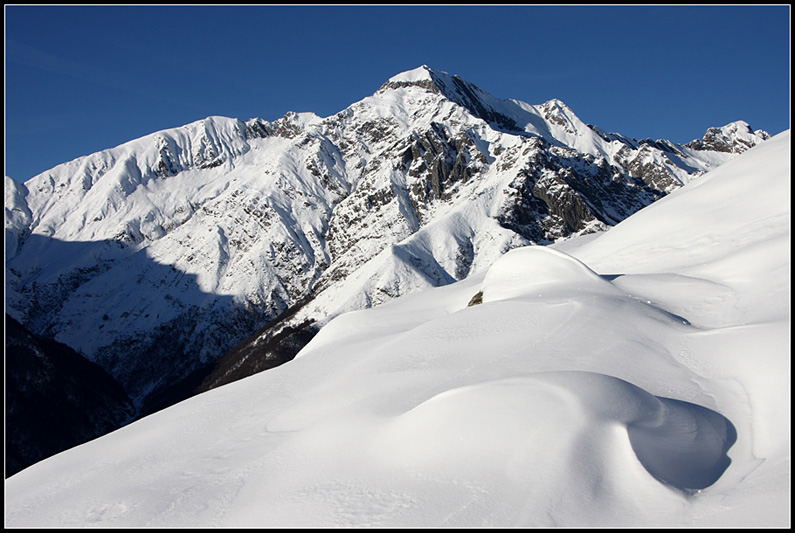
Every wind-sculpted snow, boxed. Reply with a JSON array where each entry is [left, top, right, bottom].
[[480, 245, 615, 302], [4, 131, 789, 527], [387, 371, 735, 493], [0, 242, 753, 526]]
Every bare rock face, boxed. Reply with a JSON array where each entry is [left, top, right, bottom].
[[5, 65, 770, 425]]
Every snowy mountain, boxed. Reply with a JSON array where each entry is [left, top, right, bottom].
[[5, 65, 771, 415], [5, 128, 789, 527]]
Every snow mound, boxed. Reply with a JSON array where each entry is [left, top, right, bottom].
[[384, 371, 735, 493], [480, 245, 614, 302]]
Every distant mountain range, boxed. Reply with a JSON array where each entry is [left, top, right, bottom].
[[4, 65, 771, 473]]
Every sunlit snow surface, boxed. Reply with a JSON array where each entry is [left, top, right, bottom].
[[4, 132, 789, 527]]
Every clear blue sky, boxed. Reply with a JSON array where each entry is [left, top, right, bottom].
[[5, 5, 790, 182]]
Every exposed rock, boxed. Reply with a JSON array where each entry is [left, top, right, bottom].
[[686, 121, 771, 154]]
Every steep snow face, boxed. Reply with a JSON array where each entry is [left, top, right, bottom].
[[6, 114, 350, 402], [5, 130, 788, 528], [386, 64, 436, 83], [4, 175, 32, 258], [4, 65, 771, 407], [18, 116, 252, 243]]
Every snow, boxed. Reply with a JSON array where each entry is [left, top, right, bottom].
[[387, 64, 435, 83], [6, 65, 766, 406], [4, 175, 32, 257], [5, 124, 789, 528]]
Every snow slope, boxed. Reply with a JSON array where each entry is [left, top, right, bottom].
[[5, 66, 770, 411], [5, 123, 788, 527]]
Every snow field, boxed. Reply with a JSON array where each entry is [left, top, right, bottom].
[[4, 102, 788, 527]]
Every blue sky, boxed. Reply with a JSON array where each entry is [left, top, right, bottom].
[[5, 5, 790, 182]]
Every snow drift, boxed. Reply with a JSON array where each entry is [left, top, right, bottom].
[[3, 126, 788, 527]]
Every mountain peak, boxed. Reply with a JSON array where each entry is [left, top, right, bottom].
[[6, 61, 771, 446], [541, 98, 570, 110], [387, 64, 437, 84], [687, 120, 771, 154], [376, 65, 445, 95], [376, 65, 523, 133]]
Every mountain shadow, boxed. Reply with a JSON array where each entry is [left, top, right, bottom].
[[5, 233, 279, 455], [5, 314, 135, 478], [194, 294, 321, 396]]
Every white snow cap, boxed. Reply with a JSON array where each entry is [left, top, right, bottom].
[[387, 64, 439, 83]]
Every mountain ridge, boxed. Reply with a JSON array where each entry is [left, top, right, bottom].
[[5, 65, 771, 413]]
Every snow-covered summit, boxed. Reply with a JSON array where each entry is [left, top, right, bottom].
[[385, 64, 437, 83], [687, 119, 771, 154], [377, 66, 755, 171], [5, 65, 773, 418]]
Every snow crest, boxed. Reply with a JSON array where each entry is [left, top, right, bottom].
[[386, 371, 735, 492], [480, 245, 614, 302]]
